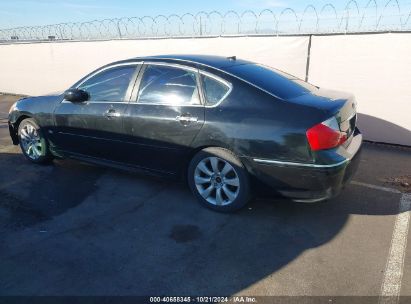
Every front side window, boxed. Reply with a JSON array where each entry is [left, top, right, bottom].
[[137, 65, 200, 105], [78, 65, 136, 102], [201, 74, 231, 106]]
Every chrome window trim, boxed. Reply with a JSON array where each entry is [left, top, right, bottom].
[[134, 102, 204, 108], [75, 62, 143, 89], [253, 158, 349, 168], [143, 57, 284, 101], [199, 71, 233, 108], [213, 68, 283, 101], [141, 61, 198, 73], [59, 62, 142, 104], [133, 62, 203, 107], [63, 57, 285, 107], [60, 101, 131, 104]]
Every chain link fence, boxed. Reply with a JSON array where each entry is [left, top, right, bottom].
[[1, 0, 411, 43]]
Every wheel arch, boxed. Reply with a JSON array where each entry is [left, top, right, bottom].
[[184, 144, 248, 180], [186, 144, 252, 212], [10, 114, 33, 144], [15, 114, 33, 127]]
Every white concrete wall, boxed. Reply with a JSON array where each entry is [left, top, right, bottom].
[[0, 36, 309, 96], [309, 33, 411, 146], [0, 34, 410, 145]]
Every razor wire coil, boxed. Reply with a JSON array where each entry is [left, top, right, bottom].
[[1, 0, 410, 43]]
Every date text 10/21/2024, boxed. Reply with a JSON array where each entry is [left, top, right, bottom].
[[149, 296, 257, 303]]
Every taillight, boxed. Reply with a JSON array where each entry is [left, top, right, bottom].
[[306, 117, 347, 151]]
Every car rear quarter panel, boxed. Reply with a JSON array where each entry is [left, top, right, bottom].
[[192, 74, 328, 164]]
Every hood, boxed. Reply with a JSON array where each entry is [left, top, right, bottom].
[[18, 93, 63, 103]]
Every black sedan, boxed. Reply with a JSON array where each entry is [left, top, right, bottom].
[[8, 55, 362, 212]]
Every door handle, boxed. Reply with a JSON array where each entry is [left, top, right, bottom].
[[104, 109, 121, 118], [176, 115, 198, 124]]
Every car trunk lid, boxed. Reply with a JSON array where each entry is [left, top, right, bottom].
[[313, 89, 358, 144], [289, 88, 358, 149]]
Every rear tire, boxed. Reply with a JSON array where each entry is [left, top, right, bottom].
[[188, 147, 250, 212], [18, 118, 51, 164]]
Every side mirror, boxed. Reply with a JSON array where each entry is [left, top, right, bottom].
[[64, 89, 89, 103]]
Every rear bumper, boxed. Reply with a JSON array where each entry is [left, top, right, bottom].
[[245, 129, 363, 202]]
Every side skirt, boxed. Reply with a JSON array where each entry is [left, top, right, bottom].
[[54, 149, 178, 181]]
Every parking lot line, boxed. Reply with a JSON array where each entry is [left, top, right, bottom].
[[379, 193, 411, 304], [351, 181, 401, 194], [0, 146, 18, 153], [352, 181, 410, 303]]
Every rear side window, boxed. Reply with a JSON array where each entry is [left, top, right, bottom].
[[225, 64, 318, 100], [201, 74, 231, 106], [137, 65, 200, 105], [78, 65, 136, 102]]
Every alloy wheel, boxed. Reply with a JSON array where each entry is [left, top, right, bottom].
[[19, 123, 43, 160], [194, 157, 240, 206]]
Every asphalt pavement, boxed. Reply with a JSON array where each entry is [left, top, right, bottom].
[[0, 94, 410, 302]]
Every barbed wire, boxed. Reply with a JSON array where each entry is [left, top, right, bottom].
[[1, 0, 410, 43]]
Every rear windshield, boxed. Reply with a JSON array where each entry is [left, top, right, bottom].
[[225, 64, 318, 99]]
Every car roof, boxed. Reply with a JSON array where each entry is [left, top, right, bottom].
[[74, 55, 256, 90], [107, 55, 301, 101], [129, 54, 255, 70]]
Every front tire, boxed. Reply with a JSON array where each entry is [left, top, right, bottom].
[[18, 118, 51, 164], [188, 147, 250, 212]]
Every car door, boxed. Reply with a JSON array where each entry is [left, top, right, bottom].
[[122, 63, 205, 175], [52, 63, 141, 162]]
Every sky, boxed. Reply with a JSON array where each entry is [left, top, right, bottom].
[[0, 0, 409, 29]]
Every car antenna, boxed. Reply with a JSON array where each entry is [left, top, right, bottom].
[[227, 56, 236, 61]]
